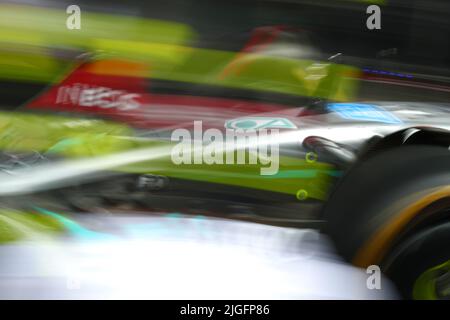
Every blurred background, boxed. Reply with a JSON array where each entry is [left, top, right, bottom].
[[1, 0, 449, 107], [0, 0, 448, 299]]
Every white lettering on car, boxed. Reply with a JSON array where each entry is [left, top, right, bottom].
[[56, 84, 141, 110]]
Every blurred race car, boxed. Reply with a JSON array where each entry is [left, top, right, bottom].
[[0, 58, 449, 299]]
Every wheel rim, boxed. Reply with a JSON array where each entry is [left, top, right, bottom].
[[413, 260, 450, 300]]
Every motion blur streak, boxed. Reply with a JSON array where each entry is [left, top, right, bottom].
[[0, 3, 359, 100], [0, 214, 397, 299], [0, 144, 173, 195], [0, 0, 448, 300]]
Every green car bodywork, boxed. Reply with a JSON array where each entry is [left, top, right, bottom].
[[0, 208, 65, 243], [0, 111, 336, 201]]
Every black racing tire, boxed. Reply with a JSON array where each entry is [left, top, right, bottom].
[[383, 222, 450, 299], [321, 145, 450, 299]]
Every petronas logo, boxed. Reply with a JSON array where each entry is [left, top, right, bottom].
[[225, 117, 297, 130]]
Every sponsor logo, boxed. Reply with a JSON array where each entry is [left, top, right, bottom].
[[327, 103, 402, 124], [225, 117, 297, 130], [56, 84, 141, 110]]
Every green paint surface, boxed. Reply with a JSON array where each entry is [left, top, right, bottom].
[[0, 4, 360, 101]]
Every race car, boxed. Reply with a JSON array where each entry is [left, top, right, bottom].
[[0, 58, 449, 299]]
